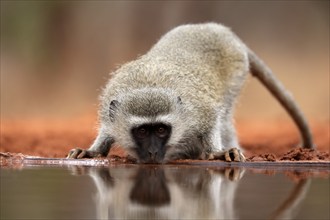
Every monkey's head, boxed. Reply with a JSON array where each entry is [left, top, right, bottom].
[[108, 88, 187, 163]]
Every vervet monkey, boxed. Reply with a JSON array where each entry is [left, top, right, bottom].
[[67, 23, 313, 163]]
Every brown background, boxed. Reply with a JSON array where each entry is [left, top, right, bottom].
[[1, 1, 329, 158]]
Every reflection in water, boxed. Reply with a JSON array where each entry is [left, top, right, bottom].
[[270, 179, 311, 220], [70, 166, 245, 219], [69, 165, 311, 220], [2, 165, 327, 220], [129, 168, 170, 206]]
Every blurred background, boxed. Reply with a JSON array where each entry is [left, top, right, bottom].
[[1, 1, 329, 121]]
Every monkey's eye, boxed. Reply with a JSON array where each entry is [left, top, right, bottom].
[[135, 127, 149, 139], [155, 126, 168, 138], [157, 127, 165, 134]]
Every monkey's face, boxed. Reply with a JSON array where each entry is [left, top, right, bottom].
[[107, 88, 186, 163], [130, 123, 172, 163]]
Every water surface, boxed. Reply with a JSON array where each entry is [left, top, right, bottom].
[[1, 163, 329, 219]]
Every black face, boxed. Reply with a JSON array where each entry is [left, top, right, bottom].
[[131, 123, 172, 163]]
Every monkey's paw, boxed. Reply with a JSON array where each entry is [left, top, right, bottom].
[[210, 148, 246, 162], [67, 148, 102, 159]]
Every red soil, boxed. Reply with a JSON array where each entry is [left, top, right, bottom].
[[0, 114, 329, 162]]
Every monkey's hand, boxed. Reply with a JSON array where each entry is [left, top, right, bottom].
[[67, 148, 103, 159], [210, 148, 246, 162]]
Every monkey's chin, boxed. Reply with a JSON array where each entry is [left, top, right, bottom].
[[127, 148, 168, 164]]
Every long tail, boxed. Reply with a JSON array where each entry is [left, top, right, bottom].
[[248, 50, 314, 149]]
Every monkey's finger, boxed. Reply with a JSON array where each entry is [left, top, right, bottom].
[[232, 148, 241, 162], [233, 148, 246, 162], [76, 150, 100, 159], [239, 152, 246, 162], [224, 151, 232, 162], [77, 150, 88, 159], [67, 148, 82, 159], [66, 149, 74, 159]]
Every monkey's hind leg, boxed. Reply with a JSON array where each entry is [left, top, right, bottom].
[[67, 131, 114, 159]]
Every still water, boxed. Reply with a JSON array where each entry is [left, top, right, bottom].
[[1, 163, 329, 220]]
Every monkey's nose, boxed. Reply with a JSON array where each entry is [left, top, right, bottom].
[[148, 150, 158, 160]]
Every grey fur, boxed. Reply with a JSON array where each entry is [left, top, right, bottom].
[[67, 23, 313, 162]]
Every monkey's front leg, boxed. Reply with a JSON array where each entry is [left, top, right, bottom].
[[210, 148, 246, 162], [67, 131, 115, 159]]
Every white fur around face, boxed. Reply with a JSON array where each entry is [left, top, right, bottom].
[[128, 115, 174, 128]]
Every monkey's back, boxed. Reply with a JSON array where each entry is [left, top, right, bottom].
[[102, 23, 249, 128]]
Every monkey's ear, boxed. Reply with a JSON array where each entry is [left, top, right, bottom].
[[177, 96, 183, 104], [109, 100, 120, 122]]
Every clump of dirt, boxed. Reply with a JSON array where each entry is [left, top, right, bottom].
[[246, 148, 330, 162], [280, 148, 329, 161], [247, 153, 277, 162], [0, 152, 26, 168]]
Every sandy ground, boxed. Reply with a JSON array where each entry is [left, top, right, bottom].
[[0, 113, 329, 163]]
